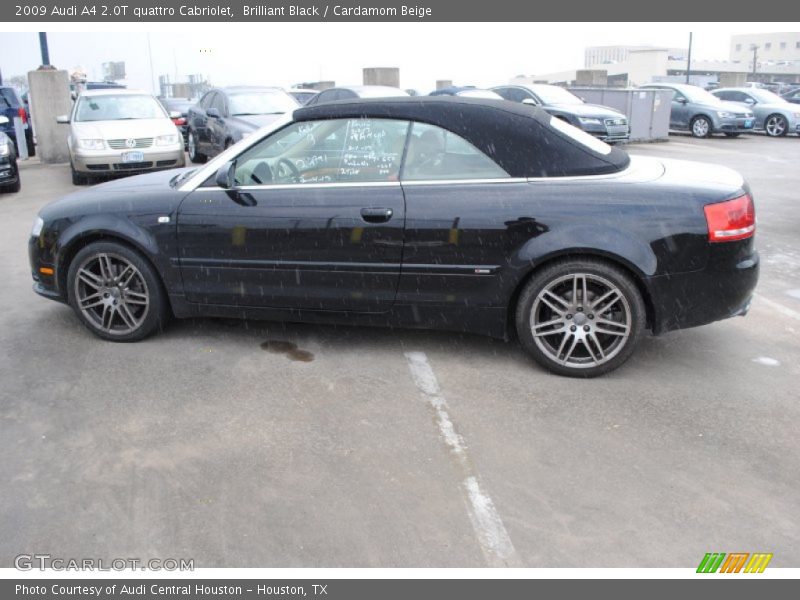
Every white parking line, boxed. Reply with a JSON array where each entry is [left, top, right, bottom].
[[755, 293, 800, 321], [404, 351, 521, 567]]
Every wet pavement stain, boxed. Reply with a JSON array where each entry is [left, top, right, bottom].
[[260, 340, 315, 362]]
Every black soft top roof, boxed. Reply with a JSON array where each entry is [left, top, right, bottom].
[[293, 96, 630, 178]]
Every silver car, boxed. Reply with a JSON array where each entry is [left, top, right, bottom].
[[712, 88, 800, 137], [57, 89, 186, 185]]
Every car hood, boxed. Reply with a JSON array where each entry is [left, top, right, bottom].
[[39, 168, 191, 221], [227, 113, 284, 131], [70, 118, 179, 139], [547, 103, 625, 118]]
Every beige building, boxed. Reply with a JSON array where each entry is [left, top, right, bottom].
[[585, 45, 686, 68], [730, 32, 800, 65]]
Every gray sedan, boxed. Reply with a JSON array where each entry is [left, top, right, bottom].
[[712, 88, 800, 137]]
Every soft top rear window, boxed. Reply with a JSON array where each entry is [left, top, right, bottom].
[[549, 116, 612, 156]]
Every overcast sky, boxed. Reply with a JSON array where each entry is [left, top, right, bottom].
[[1, 23, 798, 93]]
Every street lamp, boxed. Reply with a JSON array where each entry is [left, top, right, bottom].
[[750, 44, 759, 78]]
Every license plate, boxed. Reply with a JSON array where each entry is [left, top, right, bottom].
[[121, 151, 144, 163], [744, 120, 754, 128]]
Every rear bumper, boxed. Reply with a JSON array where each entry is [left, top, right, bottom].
[[648, 248, 759, 334]]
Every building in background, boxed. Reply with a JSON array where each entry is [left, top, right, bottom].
[[730, 32, 800, 65]]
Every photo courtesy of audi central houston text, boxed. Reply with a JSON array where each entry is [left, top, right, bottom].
[[2, 15, 800, 585]]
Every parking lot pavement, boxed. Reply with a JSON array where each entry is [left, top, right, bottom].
[[1, 135, 799, 568]]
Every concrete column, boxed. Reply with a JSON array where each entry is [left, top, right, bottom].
[[363, 68, 400, 88], [436, 80, 453, 90], [28, 69, 72, 164]]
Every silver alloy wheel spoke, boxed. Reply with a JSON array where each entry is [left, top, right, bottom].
[[74, 252, 149, 336], [530, 271, 632, 369]]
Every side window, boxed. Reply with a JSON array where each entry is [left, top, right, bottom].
[[715, 91, 731, 101], [402, 122, 510, 181], [670, 90, 686, 102], [316, 90, 337, 103], [200, 92, 215, 110], [211, 93, 227, 116], [494, 87, 526, 103], [233, 118, 410, 186]]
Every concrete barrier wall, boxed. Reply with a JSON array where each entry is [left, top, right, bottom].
[[568, 88, 672, 142], [28, 69, 72, 164]]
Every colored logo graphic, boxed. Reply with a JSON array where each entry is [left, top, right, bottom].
[[697, 552, 773, 573]]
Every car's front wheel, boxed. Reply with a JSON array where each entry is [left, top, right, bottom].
[[691, 116, 711, 138], [187, 130, 206, 163], [67, 241, 169, 342], [515, 259, 646, 377], [764, 114, 788, 137]]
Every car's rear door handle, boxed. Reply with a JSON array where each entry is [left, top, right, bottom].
[[360, 207, 393, 223]]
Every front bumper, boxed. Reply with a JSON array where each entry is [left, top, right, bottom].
[[72, 146, 186, 175], [716, 116, 754, 133], [648, 245, 759, 335], [0, 154, 17, 184], [581, 120, 630, 142]]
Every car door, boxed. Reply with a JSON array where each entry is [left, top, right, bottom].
[[207, 92, 229, 156], [191, 91, 215, 151], [668, 89, 691, 129], [177, 117, 409, 312], [397, 122, 533, 310]]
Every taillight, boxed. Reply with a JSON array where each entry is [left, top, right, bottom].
[[704, 193, 755, 242], [18, 107, 27, 124], [172, 117, 186, 126]]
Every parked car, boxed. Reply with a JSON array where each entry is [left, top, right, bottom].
[[711, 87, 800, 137], [57, 89, 185, 185], [157, 96, 194, 147], [69, 81, 127, 101], [186, 86, 299, 163], [287, 88, 319, 105], [781, 87, 800, 105], [639, 83, 755, 138], [0, 85, 35, 157], [303, 86, 409, 106], [29, 97, 758, 377], [0, 122, 20, 193], [430, 86, 504, 99], [492, 83, 629, 142]]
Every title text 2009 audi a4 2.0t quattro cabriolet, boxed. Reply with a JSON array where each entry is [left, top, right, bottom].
[[29, 98, 758, 377]]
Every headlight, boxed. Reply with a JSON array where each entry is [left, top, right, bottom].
[[578, 117, 603, 125], [0, 141, 8, 156], [31, 216, 44, 237], [78, 139, 105, 150], [155, 134, 179, 146], [717, 111, 735, 118]]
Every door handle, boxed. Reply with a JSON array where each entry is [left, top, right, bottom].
[[360, 207, 393, 223]]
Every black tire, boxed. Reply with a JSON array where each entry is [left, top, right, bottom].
[[188, 130, 206, 163], [515, 258, 646, 378], [71, 163, 89, 186], [1, 159, 20, 193], [764, 114, 788, 137], [690, 115, 712, 138], [66, 241, 170, 342], [25, 133, 36, 157]]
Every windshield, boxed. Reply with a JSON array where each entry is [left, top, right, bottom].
[[228, 91, 298, 116], [532, 86, 583, 105], [457, 89, 503, 99], [680, 86, 723, 104], [75, 94, 166, 122], [749, 89, 786, 104]]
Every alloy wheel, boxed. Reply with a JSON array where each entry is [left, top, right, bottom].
[[692, 118, 710, 137], [188, 132, 197, 159], [74, 253, 150, 336], [765, 115, 787, 137], [529, 273, 632, 369]]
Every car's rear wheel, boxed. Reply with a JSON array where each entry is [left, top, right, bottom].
[[67, 242, 169, 342], [764, 114, 788, 137], [691, 116, 711, 138], [188, 131, 206, 163], [515, 259, 646, 377]]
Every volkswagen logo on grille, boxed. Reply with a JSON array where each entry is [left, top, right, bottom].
[[125, 138, 137, 148]]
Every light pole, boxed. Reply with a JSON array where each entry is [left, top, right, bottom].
[[750, 44, 759, 79], [685, 32, 693, 84]]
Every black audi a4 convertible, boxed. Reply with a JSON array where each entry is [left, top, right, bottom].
[[29, 97, 758, 377]]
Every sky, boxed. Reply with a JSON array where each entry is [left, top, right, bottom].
[[1, 23, 798, 94]]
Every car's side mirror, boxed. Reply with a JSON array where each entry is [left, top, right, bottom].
[[676, 97, 688, 104], [168, 110, 182, 119], [56, 115, 70, 124], [522, 98, 538, 106], [744, 98, 756, 105], [207, 107, 221, 119], [0, 116, 8, 125], [215, 160, 236, 189]]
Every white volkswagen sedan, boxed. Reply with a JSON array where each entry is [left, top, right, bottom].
[[57, 89, 185, 185]]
